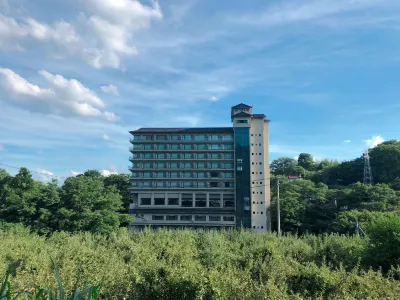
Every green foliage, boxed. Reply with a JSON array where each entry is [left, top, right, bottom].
[[297, 153, 315, 171], [270, 157, 303, 176], [365, 215, 400, 272], [0, 168, 130, 235], [1, 228, 400, 299]]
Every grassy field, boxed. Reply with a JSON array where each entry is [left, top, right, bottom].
[[1, 224, 400, 299]]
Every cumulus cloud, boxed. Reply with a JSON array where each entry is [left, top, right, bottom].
[[0, 68, 118, 121], [36, 168, 55, 183], [208, 96, 219, 101], [100, 169, 118, 176], [0, 1, 162, 68], [101, 84, 119, 96], [364, 135, 385, 148], [70, 170, 83, 176], [343, 140, 351, 143]]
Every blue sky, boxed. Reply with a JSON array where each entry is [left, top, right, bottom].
[[0, 0, 399, 180]]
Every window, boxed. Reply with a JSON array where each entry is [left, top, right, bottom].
[[183, 181, 192, 187], [144, 153, 154, 159], [170, 144, 180, 150], [195, 215, 207, 221], [156, 172, 164, 178], [222, 135, 233, 141], [209, 194, 221, 207], [169, 172, 179, 178], [225, 182, 233, 188], [244, 197, 250, 211], [197, 182, 206, 188], [183, 172, 192, 178], [195, 193, 207, 207], [143, 172, 152, 178], [140, 195, 151, 205], [225, 172, 233, 178], [152, 215, 164, 220], [259, 143, 262, 146], [157, 163, 166, 169], [260, 172, 263, 175], [158, 153, 166, 159], [259, 134, 262, 136], [210, 144, 220, 150], [211, 153, 220, 159], [260, 191, 263, 194], [183, 163, 193, 168], [224, 144, 233, 150], [133, 135, 143, 140], [210, 163, 219, 168], [197, 144, 207, 150], [154, 194, 165, 205], [156, 135, 167, 140], [251, 134, 253, 136], [197, 172, 206, 178], [167, 194, 179, 205], [210, 135, 219, 141], [261, 212, 263, 214], [184, 153, 193, 159], [170, 153, 179, 159], [223, 216, 235, 222], [184, 144, 193, 150], [210, 171, 219, 178], [224, 163, 233, 169], [157, 144, 167, 150], [170, 162, 178, 168], [143, 163, 152, 168], [223, 194, 235, 208], [210, 182, 219, 188], [209, 216, 221, 221], [183, 135, 194, 141], [170, 135, 180, 141], [261, 226, 264, 229], [180, 215, 192, 221], [196, 135, 207, 141], [166, 215, 178, 221], [182, 193, 193, 207], [224, 153, 233, 159], [260, 162, 262, 165], [169, 182, 180, 188], [197, 153, 206, 159], [145, 135, 153, 140], [143, 182, 151, 187], [197, 162, 206, 168], [236, 120, 248, 124], [131, 172, 139, 178], [259, 153, 262, 155]]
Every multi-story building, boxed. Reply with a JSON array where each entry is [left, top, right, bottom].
[[128, 103, 271, 231]]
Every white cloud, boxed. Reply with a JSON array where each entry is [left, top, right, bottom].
[[70, 170, 83, 176], [344, 139, 351, 143], [100, 169, 118, 176], [208, 95, 219, 101], [36, 168, 55, 183], [0, 68, 118, 121], [101, 84, 119, 96], [103, 133, 110, 140], [234, 0, 399, 27], [364, 135, 385, 148]]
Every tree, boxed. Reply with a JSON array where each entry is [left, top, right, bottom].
[[365, 215, 400, 272], [298, 153, 315, 171], [104, 173, 132, 215], [270, 157, 301, 176], [369, 140, 400, 185], [57, 175, 130, 234]]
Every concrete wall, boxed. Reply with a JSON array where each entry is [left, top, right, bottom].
[[250, 118, 269, 231]]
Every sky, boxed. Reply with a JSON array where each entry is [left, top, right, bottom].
[[0, 0, 399, 180]]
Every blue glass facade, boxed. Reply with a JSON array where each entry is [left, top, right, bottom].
[[234, 127, 251, 228]]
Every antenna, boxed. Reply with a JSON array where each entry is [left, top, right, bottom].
[[363, 150, 373, 185]]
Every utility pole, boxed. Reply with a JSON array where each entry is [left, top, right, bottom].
[[277, 179, 281, 235], [355, 217, 360, 236]]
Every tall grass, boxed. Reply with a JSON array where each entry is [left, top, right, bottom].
[[1, 224, 400, 299]]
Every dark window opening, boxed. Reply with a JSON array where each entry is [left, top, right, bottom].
[[140, 198, 151, 205], [154, 197, 165, 205], [210, 182, 219, 188]]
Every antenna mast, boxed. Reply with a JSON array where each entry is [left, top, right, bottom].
[[363, 150, 373, 185]]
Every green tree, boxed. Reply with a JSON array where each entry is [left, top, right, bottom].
[[270, 157, 303, 176], [298, 153, 315, 171], [369, 140, 400, 185], [365, 215, 400, 272], [103, 173, 132, 216], [57, 175, 130, 234]]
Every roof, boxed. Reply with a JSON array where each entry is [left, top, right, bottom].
[[233, 111, 252, 117], [252, 114, 266, 119], [130, 127, 234, 134], [232, 103, 252, 108]]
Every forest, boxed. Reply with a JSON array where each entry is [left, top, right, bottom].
[[1, 140, 400, 299]]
